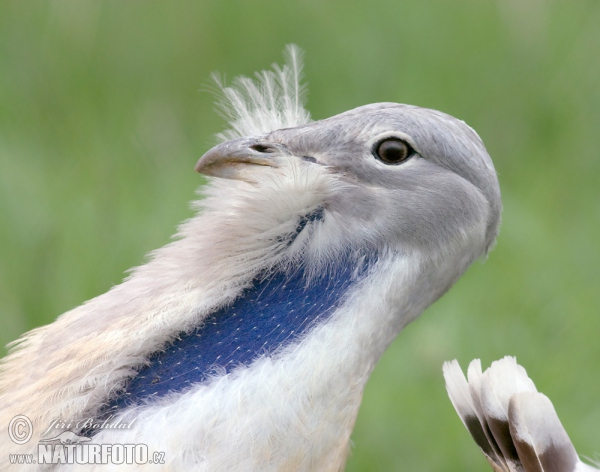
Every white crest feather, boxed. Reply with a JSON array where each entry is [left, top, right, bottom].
[[212, 44, 311, 142]]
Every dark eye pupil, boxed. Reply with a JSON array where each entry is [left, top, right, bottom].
[[375, 139, 412, 164]]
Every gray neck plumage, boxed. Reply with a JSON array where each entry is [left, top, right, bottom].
[[101, 209, 377, 417]]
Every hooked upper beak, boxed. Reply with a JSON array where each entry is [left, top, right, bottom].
[[195, 138, 291, 180]]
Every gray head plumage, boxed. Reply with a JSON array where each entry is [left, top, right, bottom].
[[199, 48, 501, 264]]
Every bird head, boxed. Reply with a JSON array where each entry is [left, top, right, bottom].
[[196, 102, 501, 276]]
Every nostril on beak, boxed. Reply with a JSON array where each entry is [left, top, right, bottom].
[[250, 144, 276, 153]]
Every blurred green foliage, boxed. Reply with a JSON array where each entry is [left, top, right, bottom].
[[1, 1, 598, 470]]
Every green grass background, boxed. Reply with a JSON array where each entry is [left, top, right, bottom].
[[1, 1, 599, 470]]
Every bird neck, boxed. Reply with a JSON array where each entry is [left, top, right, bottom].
[[95, 249, 473, 471], [104, 245, 372, 415]]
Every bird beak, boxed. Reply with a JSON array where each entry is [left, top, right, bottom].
[[195, 138, 290, 181]]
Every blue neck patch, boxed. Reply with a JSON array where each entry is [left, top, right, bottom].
[[100, 210, 371, 419]]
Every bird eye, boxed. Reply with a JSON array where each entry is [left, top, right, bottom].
[[374, 138, 413, 165]]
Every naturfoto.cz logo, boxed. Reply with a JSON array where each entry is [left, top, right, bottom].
[[7, 415, 166, 466]]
